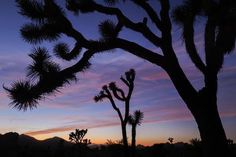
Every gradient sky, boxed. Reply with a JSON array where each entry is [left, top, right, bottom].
[[0, 0, 236, 146]]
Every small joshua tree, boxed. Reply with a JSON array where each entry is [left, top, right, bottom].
[[69, 129, 91, 145], [128, 110, 144, 150], [168, 137, 174, 144], [94, 69, 135, 154]]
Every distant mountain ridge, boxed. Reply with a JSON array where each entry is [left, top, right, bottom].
[[0, 132, 72, 148]]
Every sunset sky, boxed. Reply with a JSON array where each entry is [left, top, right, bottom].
[[0, 0, 236, 146]]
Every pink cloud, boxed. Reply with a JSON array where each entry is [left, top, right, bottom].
[[141, 71, 169, 81], [24, 101, 236, 137], [222, 65, 236, 73], [142, 102, 236, 125], [220, 111, 236, 118], [25, 120, 119, 136], [25, 126, 76, 136]]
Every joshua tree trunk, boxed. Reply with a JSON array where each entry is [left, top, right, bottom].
[[131, 124, 136, 150], [164, 60, 230, 157], [121, 122, 129, 156], [130, 124, 136, 157], [195, 73, 229, 157], [195, 101, 229, 157], [121, 123, 128, 147]]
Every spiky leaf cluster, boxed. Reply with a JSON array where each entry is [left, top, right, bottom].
[[44, 0, 65, 19], [99, 20, 118, 40], [3, 46, 79, 110], [4, 81, 41, 111], [5, 69, 77, 111], [17, 0, 71, 44], [21, 23, 61, 44], [66, 0, 95, 14], [27, 47, 60, 79], [16, 0, 46, 22], [128, 110, 144, 126], [172, 0, 202, 25]]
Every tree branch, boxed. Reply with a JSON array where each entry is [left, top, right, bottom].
[[160, 0, 171, 34], [124, 78, 134, 123], [205, 18, 217, 73], [47, 6, 165, 75], [120, 76, 129, 87], [93, 2, 162, 48], [183, 23, 206, 74], [132, 0, 162, 30], [159, 0, 177, 59], [105, 88, 124, 122], [67, 27, 163, 68], [61, 50, 94, 75], [109, 82, 126, 101], [115, 38, 165, 67]]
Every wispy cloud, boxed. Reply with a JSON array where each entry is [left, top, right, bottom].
[[25, 120, 119, 136]]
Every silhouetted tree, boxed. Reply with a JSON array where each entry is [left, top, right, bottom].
[[5, 0, 236, 156], [128, 110, 144, 151], [168, 137, 174, 144], [69, 129, 91, 146], [94, 69, 135, 155]]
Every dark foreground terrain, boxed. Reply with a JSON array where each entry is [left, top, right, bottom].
[[0, 132, 235, 157]]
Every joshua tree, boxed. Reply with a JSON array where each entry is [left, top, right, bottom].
[[128, 110, 144, 150], [168, 137, 174, 144], [69, 129, 91, 145], [5, 0, 236, 156], [94, 69, 135, 153]]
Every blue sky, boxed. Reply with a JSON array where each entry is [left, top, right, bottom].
[[0, 0, 236, 145]]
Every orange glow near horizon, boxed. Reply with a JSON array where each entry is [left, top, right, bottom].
[[29, 134, 168, 146], [26, 129, 187, 146]]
